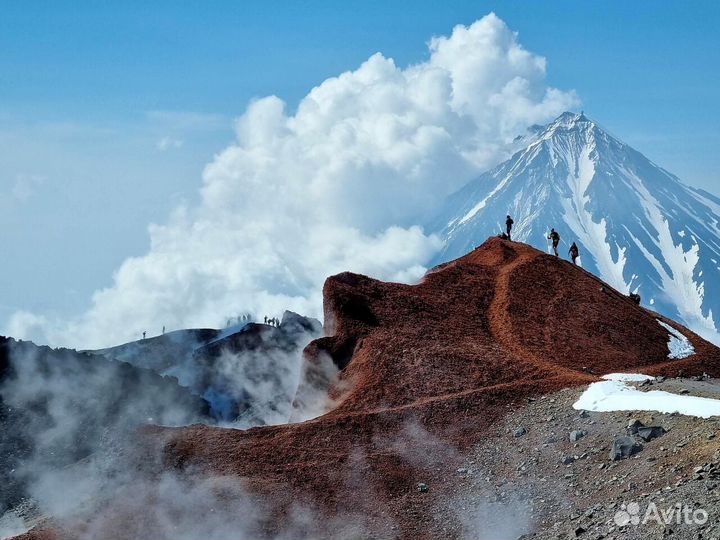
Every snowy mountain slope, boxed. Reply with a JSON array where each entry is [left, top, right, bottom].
[[428, 112, 720, 343]]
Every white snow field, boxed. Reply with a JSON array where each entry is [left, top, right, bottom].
[[657, 320, 695, 359], [573, 373, 720, 419], [429, 112, 720, 345]]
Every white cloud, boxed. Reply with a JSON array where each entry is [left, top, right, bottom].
[[7, 14, 579, 349], [156, 136, 184, 151]]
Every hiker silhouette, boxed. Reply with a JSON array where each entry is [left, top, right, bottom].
[[548, 229, 560, 256], [569, 242, 579, 265]]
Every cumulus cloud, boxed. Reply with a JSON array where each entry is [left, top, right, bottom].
[[7, 14, 578, 349]]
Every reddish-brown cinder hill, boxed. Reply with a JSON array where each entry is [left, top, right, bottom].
[[133, 239, 720, 538], [22, 238, 720, 539]]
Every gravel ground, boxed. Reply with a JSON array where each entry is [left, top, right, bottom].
[[7, 377, 720, 540], [442, 377, 720, 540]]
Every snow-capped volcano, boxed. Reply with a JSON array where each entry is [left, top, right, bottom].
[[429, 112, 720, 343]]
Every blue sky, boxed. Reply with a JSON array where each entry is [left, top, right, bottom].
[[1, 1, 719, 336]]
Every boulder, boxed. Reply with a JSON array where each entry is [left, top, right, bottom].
[[636, 426, 666, 442], [609, 436, 643, 461], [627, 419, 644, 435]]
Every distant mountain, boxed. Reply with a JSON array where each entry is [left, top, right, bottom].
[[428, 112, 720, 343]]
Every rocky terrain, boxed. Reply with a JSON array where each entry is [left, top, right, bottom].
[[0, 337, 212, 517], [90, 311, 322, 425], [5, 237, 720, 539], [452, 378, 720, 539]]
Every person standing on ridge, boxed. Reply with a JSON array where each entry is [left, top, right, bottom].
[[548, 229, 560, 257], [505, 215, 514, 240], [569, 242, 579, 265]]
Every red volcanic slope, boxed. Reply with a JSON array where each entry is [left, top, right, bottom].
[[34, 238, 720, 539]]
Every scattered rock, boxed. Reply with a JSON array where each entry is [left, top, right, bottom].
[[636, 426, 666, 442], [569, 430, 587, 442], [417, 482, 429, 493], [627, 419, 644, 435], [694, 461, 720, 480], [514, 427, 528, 438], [609, 436, 643, 461]]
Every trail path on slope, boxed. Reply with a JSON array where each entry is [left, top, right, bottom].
[[486, 247, 594, 385]]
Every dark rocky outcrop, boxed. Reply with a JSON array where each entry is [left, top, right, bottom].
[[0, 337, 211, 515]]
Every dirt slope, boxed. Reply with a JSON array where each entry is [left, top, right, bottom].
[[20, 238, 720, 539]]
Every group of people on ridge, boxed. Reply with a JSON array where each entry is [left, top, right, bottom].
[[505, 215, 580, 265]]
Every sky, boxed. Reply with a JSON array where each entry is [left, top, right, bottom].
[[1, 1, 719, 347]]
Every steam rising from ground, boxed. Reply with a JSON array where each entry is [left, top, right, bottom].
[[91, 318, 327, 427], [6, 13, 578, 349], [0, 317, 336, 538], [0, 345, 532, 539]]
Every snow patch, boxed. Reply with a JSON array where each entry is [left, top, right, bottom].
[[624, 169, 718, 339], [574, 373, 720, 418], [657, 320, 695, 359], [458, 174, 512, 225], [561, 144, 629, 293]]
